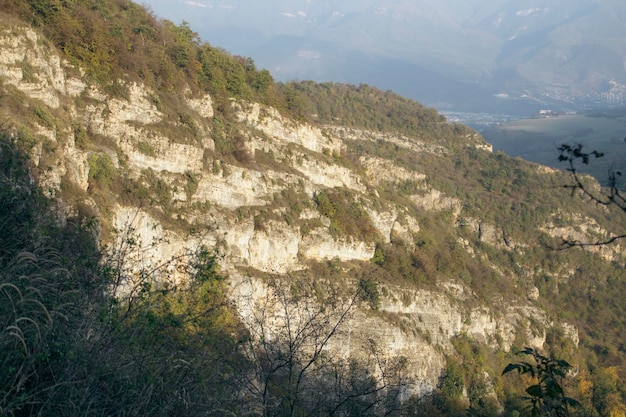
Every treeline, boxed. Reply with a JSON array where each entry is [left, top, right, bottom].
[[0, 0, 277, 104], [279, 81, 474, 145]]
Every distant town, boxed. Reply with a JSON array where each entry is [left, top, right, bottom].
[[442, 112, 520, 131], [444, 80, 626, 131], [541, 79, 626, 108]]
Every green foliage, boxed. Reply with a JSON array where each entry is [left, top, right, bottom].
[[0, 135, 249, 416], [211, 118, 251, 163], [373, 241, 430, 284], [165, 20, 196, 68], [34, 105, 55, 128], [0, 132, 104, 416], [313, 189, 379, 241], [1, 133, 415, 416], [87, 152, 116, 186], [440, 359, 465, 400], [358, 277, 380, 310], [136, 139, 156, 156], [0, 0, 279, 106], [278, 81, 475, 146], [140, 168, 172, 211], [451, 334, 500, 415], [371, 243, 385, 266], [2, 1, 626, 413], [21, 61, 37, 82], [72, 122, 89, 148], [503, 347, 580, 417], [183, 170, 199, 200]]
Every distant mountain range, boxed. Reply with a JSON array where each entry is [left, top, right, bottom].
[[141, 0, 626, 115]]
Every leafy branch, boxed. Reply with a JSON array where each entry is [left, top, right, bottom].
[[503, 347, 580, 417], [557, 142, 626, 248]]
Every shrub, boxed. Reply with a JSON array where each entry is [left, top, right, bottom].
[[358, 277, 381, 310], [21, 61, 37, 82], [88, 152, 116, 186], [34, 105, 55, 128], [136, 140, 156, 157], [313, 189, 379, 242]]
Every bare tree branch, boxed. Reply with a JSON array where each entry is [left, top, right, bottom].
[[557, 142, 626, 249], [237, 275, 408, 417]]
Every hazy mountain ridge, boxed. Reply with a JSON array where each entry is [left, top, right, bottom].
[[144, 0, 626, 113]]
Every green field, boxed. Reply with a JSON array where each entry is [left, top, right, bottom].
[[482, 112, 626, 185]]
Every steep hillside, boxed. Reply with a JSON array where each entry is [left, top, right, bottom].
[[0, 1, 625, 416]]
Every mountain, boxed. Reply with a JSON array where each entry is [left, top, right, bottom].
[[0, 1, 625, 416], [142, 0, 626, 114]]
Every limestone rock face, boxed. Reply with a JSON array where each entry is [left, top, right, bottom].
[[193, 165, 289, 209], [299, 230, 375, 262], [0, 20, 585, 401], [185, 93, 215, 119], [247, 224, 302, 273], [0, 25, 86, 108], [237, 102, 343, 155]]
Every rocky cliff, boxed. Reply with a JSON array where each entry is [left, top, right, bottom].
[[0, 16, 619, 403]]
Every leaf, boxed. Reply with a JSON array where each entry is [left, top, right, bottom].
[[503, 361, 535, 376], [503, 363, 523, 375], [526, 384, 543, 398], [545, 381, 564, 396]]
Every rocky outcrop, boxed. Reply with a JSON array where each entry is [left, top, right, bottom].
[[0, 25, 86, 108], [237, 102, 343, 155], [0, 20, 582, 401]]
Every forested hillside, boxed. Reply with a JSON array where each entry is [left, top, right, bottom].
[[0, 1, 625, 416]]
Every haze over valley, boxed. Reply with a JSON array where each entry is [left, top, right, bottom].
[[142, 0, 626, 117]]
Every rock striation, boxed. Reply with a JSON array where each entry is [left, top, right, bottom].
[[0, 20, 586, 400]]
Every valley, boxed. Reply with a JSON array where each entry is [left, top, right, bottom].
[[481, 110, 626, 185]]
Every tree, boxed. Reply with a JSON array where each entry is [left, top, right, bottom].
[[57, 219, 249, 416], [503, 347, 580, 417], [557, 142, 626, 247], [237, 276, 408, 417]]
